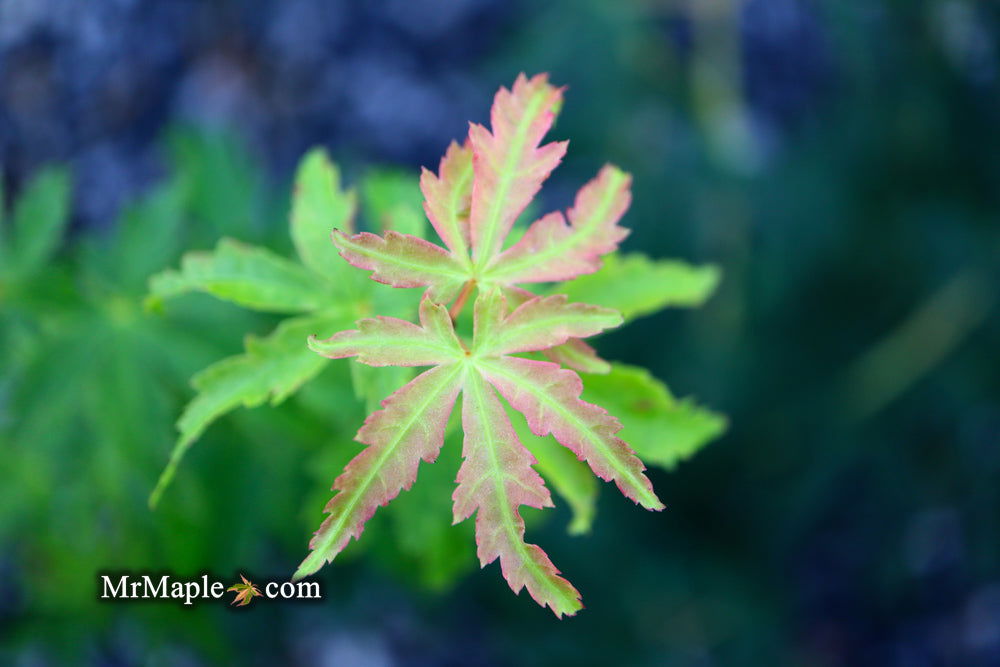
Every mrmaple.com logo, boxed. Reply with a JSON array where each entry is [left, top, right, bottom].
[[99, 573, 321, 607]]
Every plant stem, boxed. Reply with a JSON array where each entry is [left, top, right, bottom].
[[449, 280, 476, 321]]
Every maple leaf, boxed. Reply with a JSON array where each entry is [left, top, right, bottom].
[[227, 574, 262, 607], [146, 72, 725, 614], [329, 72, 639, 388], [329, 74, 631, 308], [145, 149, 423, 507], [295, 290, 661, 617], [330, 74, 666, 384], [288, 73, 728, 617]]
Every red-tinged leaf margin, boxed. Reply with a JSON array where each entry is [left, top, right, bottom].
[[485, 164, 631, 285], [308, 296, 464, 367], [499, 282, 613, 375], [477, 356, 664, 511], [454, 371, 582, 617], [477, 292, 622, 357], [421, 140, 474, 262], [294, 363, 465, 580], [287, 74, 698, 617], [468, 73, 567, 268], [331, 229, 467, 302]]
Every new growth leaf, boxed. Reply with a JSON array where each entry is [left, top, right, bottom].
[[294, 74, 721, 616], [149, 73, 726, 616]]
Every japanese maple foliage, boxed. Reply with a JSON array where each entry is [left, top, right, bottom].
[[296, 74, 665, 617]]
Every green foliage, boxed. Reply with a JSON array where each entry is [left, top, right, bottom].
[[0, 167, 71, 281], [148, 314, 333, 507], [557, 253, 721, 322], [144, 75, 726, 616], [4, 1, 996, 660], [0, 136, 275, 641], [147, 239, 331, 313], [166, 127, 265, 239], [510, 405, 599, 536], [361, 168, 426, 238], [0, 105, 723, 631], [0, 131, 723, 643], [145, 148, 425, 506], [582, 363, 727, 469]]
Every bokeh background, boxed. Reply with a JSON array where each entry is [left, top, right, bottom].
[[2, 0, 999, 664]]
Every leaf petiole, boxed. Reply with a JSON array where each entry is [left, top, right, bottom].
[[448, 279, 476, 321]]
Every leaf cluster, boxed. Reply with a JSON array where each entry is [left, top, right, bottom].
[[116, 76, 726, 619], [212, 73, 726, 616]]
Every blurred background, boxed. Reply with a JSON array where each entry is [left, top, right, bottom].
[[1, 0, 999, 664]]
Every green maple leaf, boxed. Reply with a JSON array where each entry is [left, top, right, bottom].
[[146, 150, 419, 507]]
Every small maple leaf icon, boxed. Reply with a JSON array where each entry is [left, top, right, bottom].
[[227, 574, 262, 607]]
